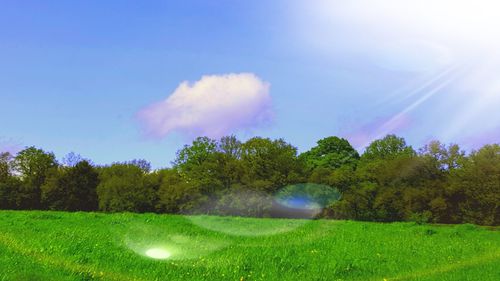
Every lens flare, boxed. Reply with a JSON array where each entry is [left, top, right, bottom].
[[145, 248, 171, 260], [187, 215, 308, 237], [184, 184, 342, 236], [274, 183, 341, 216]]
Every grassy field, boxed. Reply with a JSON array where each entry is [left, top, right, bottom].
[[0, 211, 498, 281]]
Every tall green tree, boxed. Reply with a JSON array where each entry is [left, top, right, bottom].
[[412, 141, 466, 223], [332, 135, 418, 222], [241, 137, 304, 192], [12, 147, 58, 209], [174, 136, 218, 173], [0, 177, 23, 210], [97, 164, 156, 212], [0, 152, 12, 181], [41, 160, 99, 211], [154, 168, 202, 213], [0, 152, 21, 209], [419, 140, 465, 172], [362, 134, 416, 161], [450, 144, 500, 225], [215, 136, 245, 190], [173, 137, 224, 198], [300, 136, 359, 171]]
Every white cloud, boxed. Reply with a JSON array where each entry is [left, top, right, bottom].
[[138, 73, 273, 139]]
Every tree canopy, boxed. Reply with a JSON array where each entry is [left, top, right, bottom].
[[299, 136, 359, 171], [0, 135, 498, 225]]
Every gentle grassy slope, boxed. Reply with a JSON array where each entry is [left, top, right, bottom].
[[0, 211, 498, 281]]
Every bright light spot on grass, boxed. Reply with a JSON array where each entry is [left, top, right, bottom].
[[145, 248, 171, 260], [124, 224, 228, 260]]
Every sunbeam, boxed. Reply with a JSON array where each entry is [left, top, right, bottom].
[[357, 66, 467, 148], [381, 64, 461, 107]]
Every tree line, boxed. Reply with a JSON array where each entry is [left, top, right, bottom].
[[0, 135, 498, 225]]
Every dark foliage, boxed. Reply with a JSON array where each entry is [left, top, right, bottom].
[[41, 160, 99, 211], [0, 135, 498, 225]]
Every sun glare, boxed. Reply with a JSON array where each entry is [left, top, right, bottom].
[[308, 0, 500, 53], [292, 0, 500, 145]]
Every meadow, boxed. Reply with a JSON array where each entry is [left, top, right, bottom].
[[0, 211, 498, 281]]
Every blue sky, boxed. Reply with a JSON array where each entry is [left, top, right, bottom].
[[1, 0, 500, 168]]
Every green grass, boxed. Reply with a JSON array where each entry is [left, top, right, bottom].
[[0, 211, 498, 281]]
